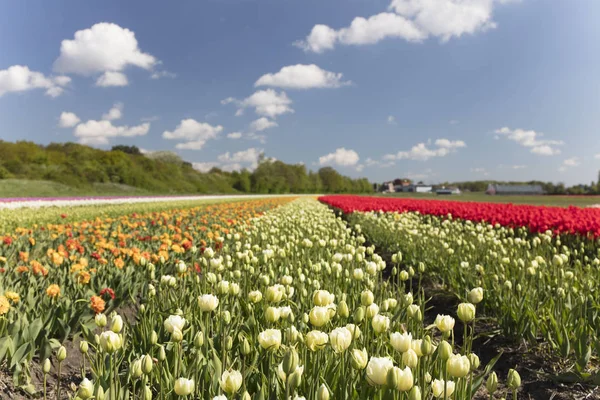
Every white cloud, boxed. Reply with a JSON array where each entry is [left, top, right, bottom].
[[449, 119, 459, 125], [54, 23, 157, 85], [365, 157, 395, 168], [319, 148, 360, 167], [217, 147, 263, 170], [385, 138, 466, 161], [150, 70, 176, 79], [96, 71, 128, 87], [227, 132, 243, 139], [247, 132, 267, 144], [58, 112, 80, 128], [296, 0, 506, 53], [435, 138, 466, 149], [223, 89, 293, 119], [495, 127, 563, 156], [471, 167, 489, 176], [193, 162, 219, 173], [559, 157, 580, 172], [218, 147, 262, 164], [250, 117, 278, 132], [295, 13, 424, 53], [356, 164, 365, 172], [255, 64, 350, 89], [162, 119, 223, 150], [102, 103, 124, 121], [74, 120, 150, 145], [387, 115, 396, 125], [595, 154, 600, 159], [0, 65, 70, 98]]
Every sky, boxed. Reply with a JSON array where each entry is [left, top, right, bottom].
[[1, 0, 600, 185]]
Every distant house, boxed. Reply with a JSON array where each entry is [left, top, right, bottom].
[[436, 187, 461, 195], [486, 184, 544, 195]]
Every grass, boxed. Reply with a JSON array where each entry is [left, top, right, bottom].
[[372, 191, 600, 207], [0, 179, 152, 198]]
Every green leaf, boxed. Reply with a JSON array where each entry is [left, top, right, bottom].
[[10, 342, 30, 368]]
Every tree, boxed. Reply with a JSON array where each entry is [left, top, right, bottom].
[[111, 145, 142, 155]]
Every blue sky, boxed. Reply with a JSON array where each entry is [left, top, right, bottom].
[[1, 0, 599, 185]]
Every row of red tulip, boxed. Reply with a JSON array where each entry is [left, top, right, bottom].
[[318, 195, 600, 236]]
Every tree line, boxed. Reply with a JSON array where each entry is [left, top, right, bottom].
[[0, 141, 373, 194]]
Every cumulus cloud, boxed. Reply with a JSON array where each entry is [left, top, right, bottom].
[[222, 89, 293, 119], [96, 71, 129, 87], [227, 132, 243, 139], [319, 148, 360, 167], [74, 120, 150, 145], [162, 119, 223, 150], [384, 138, 466, 161], [295, 0, 507, 53], [102, 103, 124, 121], [387, 116, 396, 125], [217, 147, 263, 170], [192, 162, 219, 173], [54, 23, 158, 85], [558, 157, 581, 172], [495, 127, 563, 156], [58, 112, 80, 128], [250, 117, 278, 132], [255, 64, 350, 89], [0, 65, 70, 98]]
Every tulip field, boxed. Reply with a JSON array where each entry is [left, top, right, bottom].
[[0, 195, 598, 399]]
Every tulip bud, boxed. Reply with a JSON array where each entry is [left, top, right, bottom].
[[144, 385, 152, 400], [285, 368, 301, 390], [241, 391, 251, 400], [131, 359, 143, 379], [457, 303, 476, 323], [225, 336, 233, 350], [468, 287, 484, 304], [142, 354, 153, 374], [79, 340, 89, 354], [486, 371, 498, 393], [150, 330, 158, 345], [438, 340, 452, 361], [171, 328, 183, 342], [95, 313, 107, 327], [282, 348, 299, 375], [158, 345, 166, 361], [222, 310, 231, 325], [96, 385, 105, 400], [42, 358, 51, 374], [420, 336, 433, 356], [507, 369, 521, 389], [468, 353, 480, 370], [387, 367, 399, 389], [361, 290, 374, 306], [351, 348, 368, 370], [317, 384, 330, 400], [110, 314, 124, 331], [77, 378, 94, 400], [239, 336, 251, 355], [56, 346, 67, 362], [354, 306, 365, 323], [338, 300, 349, 318], [408, 386, 421, 400], [194, 331, 204, 348]]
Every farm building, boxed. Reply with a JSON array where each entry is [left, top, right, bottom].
[[486, 184, 544, 195], [396, 184, 433, 193], [436, 187, 461, 195]]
